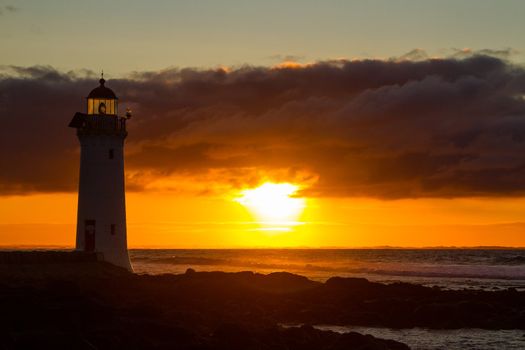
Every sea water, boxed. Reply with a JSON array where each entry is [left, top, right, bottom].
[[131, 249, 525, 349], [130, 248, 525, 290], [313, 326, 525, 350]]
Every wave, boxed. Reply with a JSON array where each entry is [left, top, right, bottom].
[[132, 254, 525, 281], [133, 256, 225, 266], [492, 255, 525, 265], [346, 267, 525, 281]]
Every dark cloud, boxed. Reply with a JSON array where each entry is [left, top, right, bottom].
[[396, 48, 429, 62], [0, 5, 17, 15], [449, 47, 519, 60], [1, 53, 525, 198]]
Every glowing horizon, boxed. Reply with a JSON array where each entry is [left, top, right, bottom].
[[1, 193, 525, 249]]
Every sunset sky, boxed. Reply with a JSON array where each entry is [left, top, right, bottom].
[[1, 0, 525, 248]]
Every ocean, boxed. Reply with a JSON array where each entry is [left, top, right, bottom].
[[130, 248, 525, 291], [131, 248, 525, 350], [312, 326, 525, 350]]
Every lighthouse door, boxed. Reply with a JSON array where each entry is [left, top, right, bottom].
[[84, 220, 96, 252]]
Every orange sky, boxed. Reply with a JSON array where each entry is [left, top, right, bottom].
[[2, 2, 525, 249], [1, 192, 523, 248], [2, 53, 525, 248]]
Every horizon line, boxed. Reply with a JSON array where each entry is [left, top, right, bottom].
[[1, 245, 524, 250]]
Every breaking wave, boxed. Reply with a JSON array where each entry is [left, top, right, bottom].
[[130, 249, 525, 289]]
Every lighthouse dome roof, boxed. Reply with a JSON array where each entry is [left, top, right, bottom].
[[87, 78, 118, 99]]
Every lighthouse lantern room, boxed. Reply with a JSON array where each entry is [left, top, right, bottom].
[[68, 76, 132, 271], [86, 77, 118, 115]]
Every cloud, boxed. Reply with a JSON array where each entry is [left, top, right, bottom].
[[448, 47, 520, 60], [0, 4, 17, 15], [395, 48, 429, 62], [1, 52, 525, 198], [268, 54, 306, 63]]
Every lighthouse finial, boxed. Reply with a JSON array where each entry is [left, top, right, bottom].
[[99, 70, 105, 86]]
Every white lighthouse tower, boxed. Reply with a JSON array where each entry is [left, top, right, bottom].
[[69, 77, 132, 271]]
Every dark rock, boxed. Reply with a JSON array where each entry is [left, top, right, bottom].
[[2, 258, 525, 349], [328, 331, 409, 350]]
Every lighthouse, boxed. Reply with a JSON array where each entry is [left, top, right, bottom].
[[69, 77, 132, 271]]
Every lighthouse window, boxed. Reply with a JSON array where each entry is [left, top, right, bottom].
[[109, 149, 114, 159], [110, 224, 116, 235]]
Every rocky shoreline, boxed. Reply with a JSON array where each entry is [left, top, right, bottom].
[[1, 256, 524, 349]]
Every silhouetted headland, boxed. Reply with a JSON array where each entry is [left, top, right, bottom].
[[1, 251, 524, 349]]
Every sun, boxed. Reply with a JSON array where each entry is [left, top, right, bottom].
[[236, 183, 305, 224]]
